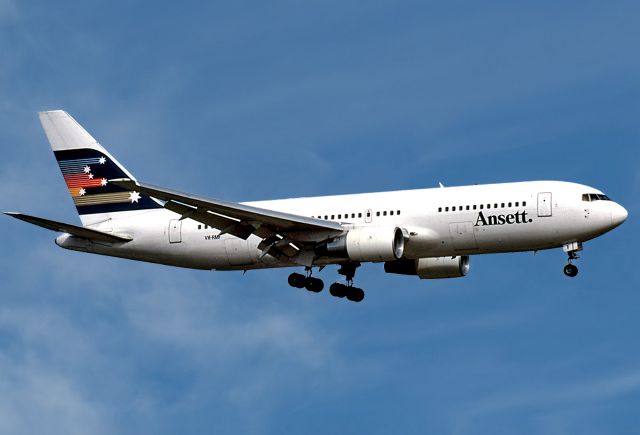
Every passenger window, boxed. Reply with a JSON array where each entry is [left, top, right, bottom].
[[366, 211, 371, 217], [338, 214, 341, 219], [445, 207, 449, 212], [351, 213, 355, 218], [523, 201, 527, 206], [438, 207, 442, 212], [397, 210, 401, 215], [331, 215, 335, 219], [358, 213, 362, 218], [501, 203, 505, 208], [487, 204, 491, 209], [324, 215, 328, 220], [390, 210, 394, 216], [473, 205, 477, 210], [383, 211, 387, 216], [198, 224, 201, 230], [466, 205, 470, 210], [376, 211, 380, 217], [515, 202, 519, 207], [494, 203, 498, 208], [452, 206, 456, 211], [508, 202, 512, 207], [480, 204, 484, 209]]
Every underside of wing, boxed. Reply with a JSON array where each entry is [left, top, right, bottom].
[[109, 178, 344, 264]]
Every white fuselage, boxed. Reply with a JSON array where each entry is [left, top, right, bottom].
[[56, 181, 627, 271]]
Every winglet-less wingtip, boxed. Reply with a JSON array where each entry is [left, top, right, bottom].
[[109, 178, 138, 189]]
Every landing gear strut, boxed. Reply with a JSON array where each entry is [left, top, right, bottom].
[[329, 262, 364, 302], [288, 267, 324, 293], [562, 242, 582, 278]]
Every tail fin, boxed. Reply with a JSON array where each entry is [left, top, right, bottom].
[[39, 111, 161, 224]]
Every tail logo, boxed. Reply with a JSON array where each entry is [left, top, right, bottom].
[[54, 148, 161, 214]]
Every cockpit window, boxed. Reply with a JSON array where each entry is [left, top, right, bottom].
[[582, 193, 611, 202]]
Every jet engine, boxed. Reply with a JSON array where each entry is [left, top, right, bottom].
[[384, 256, 470, 279], [317, 227, 405, 262]]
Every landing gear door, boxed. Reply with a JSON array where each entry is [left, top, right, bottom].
[[169, 219, 182, 243], [537, 192, 552, 217]]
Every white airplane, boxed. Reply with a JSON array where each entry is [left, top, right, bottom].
[[5, 111, 628, 302]]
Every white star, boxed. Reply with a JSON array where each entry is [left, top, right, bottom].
[[128, 191, 141, 203], [79, 188, 86, 196], [98, 156, 106, 164], [88, 173, 94, 179], [83, 165, 91, 173], [100, 178, 108, 186]]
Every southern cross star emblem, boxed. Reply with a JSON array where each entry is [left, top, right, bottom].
[[100, 178, 108, 186], [98, 156, 106, 164], [128, 191, 141, 203], [83, 165, 91, 173], [88, 173, 94, 179], [79, 188, 86, 196]]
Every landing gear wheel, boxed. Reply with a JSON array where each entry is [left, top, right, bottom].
[[563, 264, 578, 277], [329, 283, 347, 298], [346, 287, 365, 302], [288, 272, 306, 288], [305, 277, 324, 293]]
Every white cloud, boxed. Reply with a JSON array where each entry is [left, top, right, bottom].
[[453, 368, 640, 434]]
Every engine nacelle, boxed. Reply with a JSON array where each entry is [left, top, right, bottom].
[[384, 256, 470, 279], [319, 227, 405, 262]]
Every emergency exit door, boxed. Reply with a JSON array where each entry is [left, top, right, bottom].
[[537, 192, 552, 217]]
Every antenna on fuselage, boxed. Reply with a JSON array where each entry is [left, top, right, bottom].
[[438, 182, 445, 188]]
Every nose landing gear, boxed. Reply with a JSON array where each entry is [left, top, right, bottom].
[[562, 242, 582, 277], [563, 263, 578, 277]]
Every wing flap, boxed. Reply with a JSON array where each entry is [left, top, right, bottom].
[[4, 212, 132, 243]]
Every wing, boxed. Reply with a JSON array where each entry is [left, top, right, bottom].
[[109, 178, 344, 264], [4, 212, 132, 243]]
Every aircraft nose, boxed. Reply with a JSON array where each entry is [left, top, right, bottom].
[[611, 203, 628, 228]]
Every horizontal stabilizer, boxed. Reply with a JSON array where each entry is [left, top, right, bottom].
[[4, 212, 132, 243]]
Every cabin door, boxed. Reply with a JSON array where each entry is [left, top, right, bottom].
[[537, 192, 552, 217], [169, 220, 182, 243]]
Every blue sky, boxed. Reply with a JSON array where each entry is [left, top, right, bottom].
[[1, 1, 639, 434]]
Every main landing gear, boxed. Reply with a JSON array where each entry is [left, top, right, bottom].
[[562, 242, 582, 278], [287, 263, 365, 302], [329, 263, 365, 303], [288, 267, 324, 292]]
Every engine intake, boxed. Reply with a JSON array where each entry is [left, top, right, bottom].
[[384, 256, 470, 279], [318, 227, 405, 262]]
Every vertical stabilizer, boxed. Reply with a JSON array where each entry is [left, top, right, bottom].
[[39, 111, 161, 225]]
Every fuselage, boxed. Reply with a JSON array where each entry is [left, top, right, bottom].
[[56, 180, 628, 271]]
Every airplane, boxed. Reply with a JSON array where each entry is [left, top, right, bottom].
[[5, 111, 628, 302]]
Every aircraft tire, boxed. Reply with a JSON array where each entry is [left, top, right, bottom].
[[346, 287, 365, 302], [305, 277, 324, 293], [563, 264, 578, 277], [329, 283, 347, 298], [288, 272, 306, 288]]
